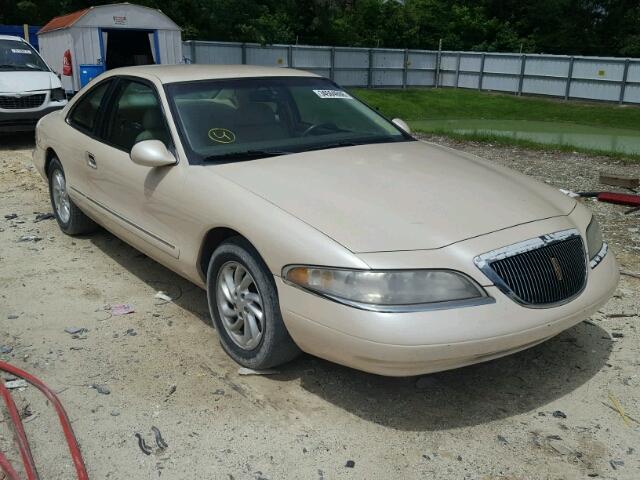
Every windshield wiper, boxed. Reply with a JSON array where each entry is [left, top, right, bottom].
[[295, 136, 410, 154], [202, 149, 292, 163], [316, 141, 358, 149], [0, 64, 19, 70], [295, 140, 363, 153]]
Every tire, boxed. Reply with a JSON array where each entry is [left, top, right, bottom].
[[206, 237, 300, 369], [48, 157, 97, 235]]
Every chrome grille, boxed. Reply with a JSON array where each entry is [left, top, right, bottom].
[[0, 94, 46, 109], [474, 230, 587, 307]]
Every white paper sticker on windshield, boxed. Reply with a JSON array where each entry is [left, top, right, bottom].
[[11, 49, 32, 54], [313, 89, 352, 99]]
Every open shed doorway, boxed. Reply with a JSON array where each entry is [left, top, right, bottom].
[[103, 29, 157, 70]]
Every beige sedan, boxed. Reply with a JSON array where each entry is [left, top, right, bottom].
[[33, 65, 619, 376]]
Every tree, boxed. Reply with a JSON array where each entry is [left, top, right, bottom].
[[1, 0, 637, 57]]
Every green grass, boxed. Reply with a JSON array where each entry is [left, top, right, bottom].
[[351, 88, 640, 162], [428, 129, 640, 162], [353, 88, 640, 128]]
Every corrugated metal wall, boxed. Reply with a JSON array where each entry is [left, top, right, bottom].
[[70, 27, 102, 91], [157, 29, 183, 65], [183, 40, 640, 104], [37, 29, 75, 91], [40, 27, 182, 90]]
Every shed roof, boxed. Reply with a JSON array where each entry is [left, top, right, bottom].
[[38, 3, 179, 34], [39, 8, 90, 34]]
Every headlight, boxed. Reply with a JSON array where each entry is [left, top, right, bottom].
[[586, 216, 607, 268], [283, 266, 491, 312], [50, 88, 66, 102]]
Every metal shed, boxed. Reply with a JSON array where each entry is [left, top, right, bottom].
[[37, 3, 182, 92]]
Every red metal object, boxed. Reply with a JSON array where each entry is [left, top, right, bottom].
[[0, 450, 21, 480], [62, 49, 72, 76], [0, 361, 88, 480], [597, 192, 640, 207], [0, 380, 38, 479]]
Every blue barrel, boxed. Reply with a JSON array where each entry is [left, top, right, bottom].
[[79, 64, 105, 88]]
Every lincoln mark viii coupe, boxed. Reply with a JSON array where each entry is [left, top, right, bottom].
[[33, 65, 619, 376]]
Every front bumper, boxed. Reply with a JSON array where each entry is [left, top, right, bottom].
[[276, 245, 619, 377], [0, 106, 64, 132], [0, 91, 66, 132]]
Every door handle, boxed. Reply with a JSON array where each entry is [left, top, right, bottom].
[[86, 152, 97, 169]]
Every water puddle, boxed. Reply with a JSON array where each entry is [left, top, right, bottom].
[[412, 119, 640, 155]]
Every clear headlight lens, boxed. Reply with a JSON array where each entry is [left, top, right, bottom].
[[586, 216, 607, 267], [586, 216, 604, 260], [284, 266, 487, 310], [50, 88, 66, 102]]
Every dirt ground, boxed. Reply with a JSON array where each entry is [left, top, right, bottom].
[[1, 132, 639, 480]]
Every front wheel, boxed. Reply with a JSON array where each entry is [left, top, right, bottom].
[[206, 238, 300, 369]]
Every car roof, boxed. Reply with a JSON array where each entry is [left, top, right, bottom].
[[104, 64, 320, 84], [0, 35, 28, 42]]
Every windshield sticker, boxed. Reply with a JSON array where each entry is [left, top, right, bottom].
[[11, 49, 32, 54], [313, 89, 353, 99], [208, 127, 236, 144]]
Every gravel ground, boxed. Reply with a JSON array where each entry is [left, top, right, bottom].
[[1, 132, 639, 480]]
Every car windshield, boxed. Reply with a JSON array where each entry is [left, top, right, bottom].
[[0, 40, 49, 72], [165, 76, 412, 163]]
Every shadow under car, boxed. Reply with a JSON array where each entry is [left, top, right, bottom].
[[88, 229, 613, 432]]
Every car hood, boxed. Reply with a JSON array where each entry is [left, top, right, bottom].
[[0, 71, 59, 93], [214, 140, 576, 253]]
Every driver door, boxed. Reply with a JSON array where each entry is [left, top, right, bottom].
[[89, 77, 184, 261]]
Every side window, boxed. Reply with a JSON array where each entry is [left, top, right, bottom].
[[68, 81, 111, 132], [104, 80, 170, 152]]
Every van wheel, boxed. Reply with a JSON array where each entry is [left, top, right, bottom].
[[48, 157, 97, 235], [206, 237, 300, 369]]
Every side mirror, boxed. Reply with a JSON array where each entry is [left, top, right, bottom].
[[130, 140, 176, 167], [392, 118, 411, 134]]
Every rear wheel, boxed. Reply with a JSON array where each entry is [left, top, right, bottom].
[[206, 237, 300, 369], [48, 157, 97, 235]]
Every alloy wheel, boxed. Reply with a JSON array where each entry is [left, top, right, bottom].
[[51, 169, 71, 223], [216, 261, 265, 350]]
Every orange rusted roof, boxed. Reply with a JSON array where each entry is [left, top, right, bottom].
[[39, 8, 91, 34]]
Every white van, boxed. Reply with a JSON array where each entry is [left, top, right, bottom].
[[0, 35, 67, 132]]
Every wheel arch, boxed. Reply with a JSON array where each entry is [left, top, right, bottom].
[[198, 227, 266, 283], [44, 147, 58, 176]]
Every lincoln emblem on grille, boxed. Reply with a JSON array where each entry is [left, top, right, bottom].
[[474, 229, 586, 307], [550, 257, 563, 281]]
